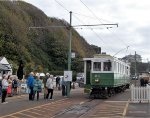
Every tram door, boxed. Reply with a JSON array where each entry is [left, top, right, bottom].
[[85, 60, 91, 85]]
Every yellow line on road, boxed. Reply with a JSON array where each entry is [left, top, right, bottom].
[[26, 110, 44, 116], [122, 99, 130, 116], [9, 116, 19, 118], [18, 112, 36, 118], [31, 108, 47, 113], [105, 100, 128, 103], [0, 98, 68, 118], [80, 101, 85, 104]]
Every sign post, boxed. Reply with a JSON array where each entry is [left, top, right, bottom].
[[64, 71, 72, 97]]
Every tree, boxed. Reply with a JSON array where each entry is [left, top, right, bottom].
[[17, 60, 24, 80]]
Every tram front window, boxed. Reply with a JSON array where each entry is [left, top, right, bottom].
[[93, 62, 101, 71], [103, 61, 111, 71]]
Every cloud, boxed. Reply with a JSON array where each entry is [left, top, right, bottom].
[[23, 0, 150, 61]]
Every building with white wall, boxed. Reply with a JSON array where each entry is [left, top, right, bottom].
[[0, 57, 12, 77]]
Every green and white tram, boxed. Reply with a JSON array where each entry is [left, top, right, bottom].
[[83, 54, 130, 98]]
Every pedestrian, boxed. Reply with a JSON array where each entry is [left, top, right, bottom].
[[140, 78, 145, 87], [7, 75, 13, 97], [0, 77, 2, 97], [56, 76, 60, 90], [61, 77, 67, 97], [33, 73, 42, 101], [12, 75, 18, 95], [27, 72, 35, 101], [46, 75, 54, 100], [43, 73, 49, 99], [1, 74, 9, 104]]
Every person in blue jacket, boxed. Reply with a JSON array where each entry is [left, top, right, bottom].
[[27, 72, 35, 101], [33, 73, 42, 101]]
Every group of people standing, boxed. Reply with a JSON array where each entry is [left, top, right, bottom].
[[0, 74, 18, 104], [0, 72, 68, 104], [26, 72, 54, 101]]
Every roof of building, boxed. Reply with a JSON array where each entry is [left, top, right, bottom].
[[0, 57, 12, 70]]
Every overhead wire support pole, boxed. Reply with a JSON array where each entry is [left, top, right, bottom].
[[135, 51, 137, 86], [68, 11, 72, 71]]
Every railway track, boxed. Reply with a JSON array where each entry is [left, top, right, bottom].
[[1, 97, 128, 118], [0, 88, 130, 118], [0, 94, 90, 118]]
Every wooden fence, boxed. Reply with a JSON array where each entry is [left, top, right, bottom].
[[131, 84, 150, 103]]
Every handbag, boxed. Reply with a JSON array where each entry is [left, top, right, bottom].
[[7, 86, 12, 94], [26, 88, 31, 94]]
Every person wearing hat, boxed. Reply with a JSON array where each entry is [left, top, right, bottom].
[[33, 73, 42, 101], [27, 72, 35, 101]]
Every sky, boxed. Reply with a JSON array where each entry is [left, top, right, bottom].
[[23, 0, 150, 62]]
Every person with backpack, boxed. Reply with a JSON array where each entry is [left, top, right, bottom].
[[12, 76, 18, 95]]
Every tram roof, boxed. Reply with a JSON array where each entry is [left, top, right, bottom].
[[83, 54, 114, 61], [83, 54, 130, 66]]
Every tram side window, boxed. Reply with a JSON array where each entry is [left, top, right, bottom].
[[93, 62, 101, 71], [103, 61, 111, 71]]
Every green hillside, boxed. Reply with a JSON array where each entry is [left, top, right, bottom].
[[0, 1, 100, 75]]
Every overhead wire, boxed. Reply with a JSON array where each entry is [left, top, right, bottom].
[[79, 0, 130, 56], [54, 0, 116, 53], [54, 0, 70, 12], [72, 14, 116, 53], [73, 12, 114, 23]]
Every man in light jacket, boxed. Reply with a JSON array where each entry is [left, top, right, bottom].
[[46, 75, 54, 99]]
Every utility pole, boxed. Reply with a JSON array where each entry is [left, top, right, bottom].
[[147, 59, 149, 72], [135, 51, 137, 86], [65, 11, 72, 98], [68, 11, 72, 71]]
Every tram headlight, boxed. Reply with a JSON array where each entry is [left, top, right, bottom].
[[95, 78, 99, 83]]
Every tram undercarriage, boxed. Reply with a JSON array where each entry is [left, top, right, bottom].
[[89, 84, 129, 99]]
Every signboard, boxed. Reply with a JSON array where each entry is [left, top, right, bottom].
[[71, 52, 75, 58], [64, 71, 72, 81]]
